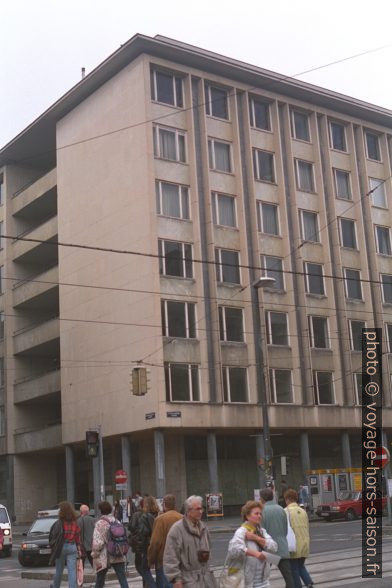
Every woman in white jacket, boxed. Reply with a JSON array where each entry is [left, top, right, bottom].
[[226, 500, 278, 588]]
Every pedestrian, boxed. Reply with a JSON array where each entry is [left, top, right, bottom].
[[224, 500, 277, 588], [260, 487, 295, 588], [114, 500, 123, 522], [148, 494, 183, 588], [278, 480, 288, 507], [77, 504, 95, 568], [133, 491, 143, 511], [298, 486, 310, 512], [49, 501, 81, 588], [131, 495, 160, 587], [284, 489, 314, 588], [91, 500, 129, 588], [163, 495, 216, 587]]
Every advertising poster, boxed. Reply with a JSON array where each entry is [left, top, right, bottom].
[[206, 493, 223, 518]]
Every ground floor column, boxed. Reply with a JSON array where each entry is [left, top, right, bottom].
[[65, 445, 75, 504], [300, 431, 311, 481], [341, 431, 352, 469], [207, 431, 219, 493], [154, 429, 166, 498], [92, 455, 100, 515], [121, 435, 132, 497], [256, 434, 265, 489]]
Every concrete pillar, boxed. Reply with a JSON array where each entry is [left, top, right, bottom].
[[65, 446, 75, 504], [121, 435, 132, 497], [256, 434, 266, 489], [154, 430, 166, 498], [207, 431, 219, 492], [300, 432, 311, 480], [92, 456, 100, 515], [341, 431, 352, 469]]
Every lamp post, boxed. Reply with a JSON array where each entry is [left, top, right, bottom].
[[252, 276, 276, 489]]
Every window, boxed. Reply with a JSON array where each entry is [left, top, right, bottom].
[[151, 69, 183, 107], [350, 320, 366, 351], [369, 178, 387, 208], [296, 160, 315, 192], [386, 323, 392, 353], [381, 274, 392, 303], [215, 249, 240, 284], [153, 126, 186, 162], [339, 218, 357, 249], [222, 367, 248, 402], [156, 181, 190, 220], [329, 122, 346, 151], [375, 226, 392, 255], [292, 111, 310, 142], [354, 373, 363, 405], [266, 311, 289, 345], [165, 363, 199, 401], [344, 268, 362, 300], [212, 193, 236, 227], [304, 262, 324, 295], [208, 139, 232, 172], [158, 240, 193, 278], [205, 84, 228, 119], [219, 307, 244, 342], [0, 313, 4, 340], [0, 406, 4, 436], [0, 266, 3, 294], [0, 358, 4, 388], [365, 131, 381, 161], [253, 149, 275, 183], [313, 371, 335, 404], [249, 97, 270, 131], [300, 210, 319, 242], [269, 369, 293, 403], [308, 316, 329, 349], [334, 169, 351, 200], [0, 177, 3, 206], [161, 300, 196, 339], [262, 255, 284, 290], [257, 202, 279, 235], [0, 221, 3, 250]]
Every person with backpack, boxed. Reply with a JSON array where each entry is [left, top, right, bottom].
[[91, 500, 129, 588]]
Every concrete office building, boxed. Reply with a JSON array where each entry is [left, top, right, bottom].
[[0, 35, 392, 521]]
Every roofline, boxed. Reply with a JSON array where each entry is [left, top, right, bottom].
[[2, 33, 392, 168]]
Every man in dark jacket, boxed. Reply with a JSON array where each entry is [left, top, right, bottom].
[[148, 494, 182, 588], [260, 487, 295, 588], [77, 504, 95, 567]]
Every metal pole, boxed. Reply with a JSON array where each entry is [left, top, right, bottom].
[[98, 425, 105, 501], [65, 445, 76, 504]]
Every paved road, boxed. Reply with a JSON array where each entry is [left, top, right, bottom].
[[1, 519, 392, 587]]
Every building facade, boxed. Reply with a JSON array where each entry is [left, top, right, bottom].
[[0, 35, 392, 521]]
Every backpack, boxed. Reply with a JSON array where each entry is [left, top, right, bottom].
[[106, 519, 129, 557]]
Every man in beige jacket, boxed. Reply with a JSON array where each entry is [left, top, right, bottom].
[[148, 494, 182, 588]]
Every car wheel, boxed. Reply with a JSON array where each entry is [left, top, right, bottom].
[[345, 508, 357, 521]]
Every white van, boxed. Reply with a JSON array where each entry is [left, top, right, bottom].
[[0, 503, 12, 556]]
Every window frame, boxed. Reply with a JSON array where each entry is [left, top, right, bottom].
[[249, 96, 271, 131], [304, 262, 325, 296], [156, 180, 190, 220], [253, 149, 276, 183], [164, 363, 200, 402], [329, 121, 347, 152], [308, 315, 330, 349], [150, 68, 184, 108], [385, 323, 392, 353], [161, 300, 197, 339], [369, 177, 387, 209], [153, 125, 186, 163], [218, 306, 245, 343], [257, 201, 280, 235], [269, 368, 294, 404], [215, 248, 241, 285], [365, 131, 381, 162], [295, 159, 315, 193], [354, 373, 364, 406], [334, 168, 352, 200], [265, 311, 289, 346], [349, 319, 366, 351], [344, 268, 363, 301], [339, 217, 357, 249], [208, 138, 232, 173], [222, 366, 249, 403], [313, 371, 335, 405], [381, 274, 392, 304], [375, 225, 392, 256], [158, 239, 193, 279], [299, 209, 320, 243], [261, 255, 285, 291], [0, 405, 4, 436], [291, 110, 311, 142], [211, 192, 237, 228], [204, 83, 229, 120]]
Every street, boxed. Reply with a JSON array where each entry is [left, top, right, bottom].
[[1, 519, 392, 587]]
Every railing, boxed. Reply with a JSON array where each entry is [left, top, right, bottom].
[[14, 420, 61, 435], [12, 213, 57, 242], [12, 263, 58, 290], [12, 166, 56, 199], [13, 314, 59, 337], [14, 366, 60, 386]]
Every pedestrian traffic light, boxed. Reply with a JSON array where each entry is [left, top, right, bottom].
[[86, 430, 99, 457]]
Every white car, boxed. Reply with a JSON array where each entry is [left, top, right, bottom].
[[0, 503, 12, 556], [37, 503, 91, 518]]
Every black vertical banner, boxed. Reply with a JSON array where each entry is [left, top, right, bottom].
[[361, 328, 382, 578]]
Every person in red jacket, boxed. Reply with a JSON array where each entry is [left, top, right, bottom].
[[0, 527, 4, 551]]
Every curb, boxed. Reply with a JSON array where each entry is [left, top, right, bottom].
[[21, 569, 139, 582]]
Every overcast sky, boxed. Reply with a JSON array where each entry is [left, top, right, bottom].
[[2, 0, 392, 148]]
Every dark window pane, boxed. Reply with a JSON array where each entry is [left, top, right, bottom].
[[208, 86, 228, 119], [267, 312, 288, 345], [335, 170, 351, 199], [184, 244, 193, 278], [188, 304, 196, 338], [218, 307, 225, 341], [273, 370, 293, 403], [330, 122, 346, 151], [171, 364, 190, 401], [167, 301, 186, 337], [221, 250, 240, 284], [311, 316, 328, 348], [251, 98, 270, 130], [366, 132, 380, 161], [351, 321, 365, 351], [191, 365, 199, 401], [256, 151, 275, 182], [340, 219, 356, 248], [306, 263, 324, 295], [382, 275, 392, 303], [345, 269, 362, 299], [225, 307, 243, 342], [293, 111, 310, 141], [165, 242, 182, 276], [175, 77, 183, 107], [264, 256, 283, 290], [228, 368, 247, 402], [315, 372, 334, 404], [156, 71, 175, 105]]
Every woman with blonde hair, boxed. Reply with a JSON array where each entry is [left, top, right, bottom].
[[133, 495, 160, 587], [224, 500, 278, 588], [49, 501, 81, 588]]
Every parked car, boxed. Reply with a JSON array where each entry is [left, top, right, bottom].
[[0, 503, 12, 557], [37, 502, 84, 518], [316, 490, 387, 521], [18, 516, 57, 567]]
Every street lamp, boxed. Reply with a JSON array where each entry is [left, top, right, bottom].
[[252, 275, 276, 489]]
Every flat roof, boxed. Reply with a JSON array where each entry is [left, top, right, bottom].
[[1, 33, 392, 169]]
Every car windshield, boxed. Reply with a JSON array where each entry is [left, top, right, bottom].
[[29, 518, 57, 534], [338, 491, 360, 501], [0, 508, 10, 524]]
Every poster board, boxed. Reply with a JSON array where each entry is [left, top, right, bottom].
[[206, 493, 223, 518]]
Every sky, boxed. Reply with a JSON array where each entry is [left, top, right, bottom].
[[1, 0, 392, 148]]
